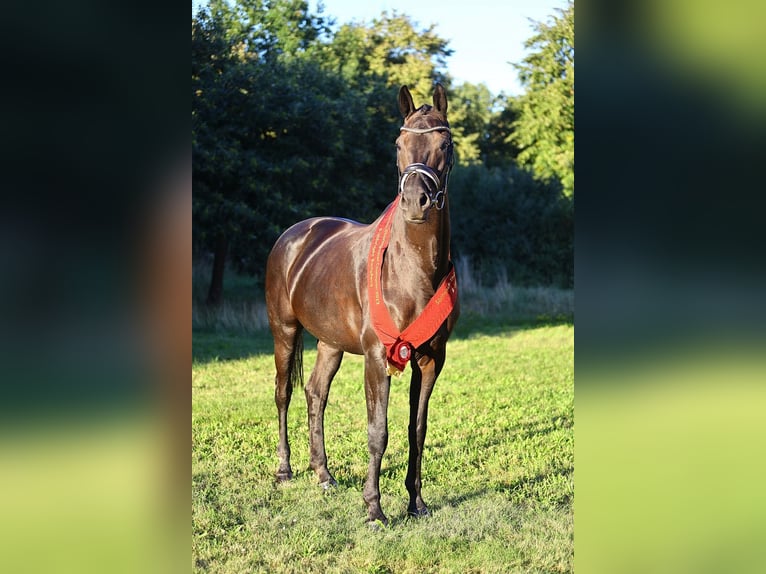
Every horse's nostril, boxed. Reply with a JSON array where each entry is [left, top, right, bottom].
[[419, 193, 429, 208]]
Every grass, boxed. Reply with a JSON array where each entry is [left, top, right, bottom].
[[193, 291, 573, 572]]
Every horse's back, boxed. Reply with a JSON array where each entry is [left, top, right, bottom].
[[267, 216, 366, 277]]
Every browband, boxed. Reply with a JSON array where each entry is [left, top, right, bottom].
[[400, 126, 451, 135]]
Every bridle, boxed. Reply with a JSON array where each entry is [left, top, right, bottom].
[[397, 124, 454, 211]]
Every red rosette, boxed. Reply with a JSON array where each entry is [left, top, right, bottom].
[[387, 339, 412, 373]]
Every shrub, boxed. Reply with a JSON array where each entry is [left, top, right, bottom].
[[449, 164, 572, 287]]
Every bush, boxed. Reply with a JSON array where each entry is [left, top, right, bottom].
[[449, 164, 573, 287]]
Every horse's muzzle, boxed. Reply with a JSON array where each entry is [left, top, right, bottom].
[[398, 163, 446, 219]]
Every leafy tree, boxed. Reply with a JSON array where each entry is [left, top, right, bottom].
[[192, 7, 331, 304], [481, 95, 522, 168], [510, 2, 574, 196], [193, 4, 402, 304], [321, 11, 452, 102], [207, 0, 332, 60], [192, 1, 574, 305], [192, 9, 254, 305], [447, 82, 494, 165]]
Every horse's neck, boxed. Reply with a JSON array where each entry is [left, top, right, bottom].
[[386, 206, 451, 291]]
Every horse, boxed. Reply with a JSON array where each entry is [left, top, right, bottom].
[[265, 83, 459, 525]]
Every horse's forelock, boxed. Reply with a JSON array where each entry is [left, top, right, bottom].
[[405, 104, 448, 130]]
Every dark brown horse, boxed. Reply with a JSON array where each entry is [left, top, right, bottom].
[[265, 84, 459, 525]]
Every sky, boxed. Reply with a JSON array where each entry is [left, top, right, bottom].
[[309, 0, 568, 96], [193, 0, 569, 96]]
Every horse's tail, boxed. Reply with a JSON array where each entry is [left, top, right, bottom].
[[289, 329, 304, 389]]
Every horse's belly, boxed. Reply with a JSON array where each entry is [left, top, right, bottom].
[[292, 267, 364, 354]]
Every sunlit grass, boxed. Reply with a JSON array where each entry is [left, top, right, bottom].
[[193, 322, 573, 572]]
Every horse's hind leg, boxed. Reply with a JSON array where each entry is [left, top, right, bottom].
[[273, 322, 303, 482], [305, 340, 343, 488]]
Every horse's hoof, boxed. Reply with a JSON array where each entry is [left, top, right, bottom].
[[366, 517, 389, 531], [318, 478, 337, 491], [407, 506, 430, 518], [275, 470, 293, 483]]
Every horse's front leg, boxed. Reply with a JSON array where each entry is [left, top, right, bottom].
[[362, 347, 391, 525], [405, 348, 444, 517]]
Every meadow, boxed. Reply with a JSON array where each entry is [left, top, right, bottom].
[[192, 271, 573, 573]]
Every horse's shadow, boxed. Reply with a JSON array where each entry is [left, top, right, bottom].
[[428, 488, 491, 513]]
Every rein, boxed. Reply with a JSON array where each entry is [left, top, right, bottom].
[[367, 195, 458, 376]]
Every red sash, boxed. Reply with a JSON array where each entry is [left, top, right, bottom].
[[367, 196, 458, 375]]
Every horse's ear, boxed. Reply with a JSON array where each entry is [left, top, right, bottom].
[[433, 83, 448, 117], [398, 85, 416, 118]]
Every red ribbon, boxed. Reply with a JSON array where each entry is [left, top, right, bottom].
[[367, 196, 458, 375]]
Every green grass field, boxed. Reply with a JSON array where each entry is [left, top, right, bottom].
[[193, 305, 573, 573]]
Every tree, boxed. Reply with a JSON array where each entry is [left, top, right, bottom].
[[193, 2, 571, 303], [481, 96, 522, 168], [447, 82, 494, 165], [207, 0, 332, 61], [192, 9, 252, 305], [192, 7, 335, 304], [510, 2, 574, 196], [192, 4, 404, 304], [321, 11, 452, 102]]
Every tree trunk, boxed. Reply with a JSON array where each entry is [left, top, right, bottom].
[[206, 234, 228, 306]]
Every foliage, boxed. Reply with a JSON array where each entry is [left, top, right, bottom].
[[510, 2, 574, 197], [450, 163, 573, 287], [192, 0, 574, 300], [481, 94, 522, 168], [207, 0, 332, 60], [193, 6, 400, 286], [193, 321, 573, 572], [446, 82, 494, 165], [321, 11, 452, 103]]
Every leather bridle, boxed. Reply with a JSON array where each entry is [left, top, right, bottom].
[[397, 125, 454, 211]]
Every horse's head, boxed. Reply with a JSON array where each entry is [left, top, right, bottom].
[[396, 84, 454, 224]]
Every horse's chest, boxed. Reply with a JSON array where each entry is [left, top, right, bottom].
[[383, 284, 431, 332]]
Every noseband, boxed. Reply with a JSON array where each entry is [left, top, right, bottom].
[[398, 125, 454, 211]]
